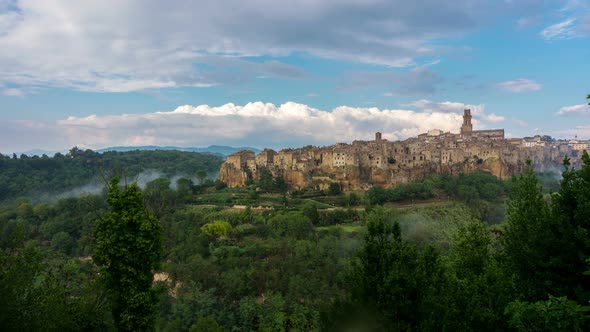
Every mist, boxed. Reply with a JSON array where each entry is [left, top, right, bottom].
[[34, 169, 220, 203]]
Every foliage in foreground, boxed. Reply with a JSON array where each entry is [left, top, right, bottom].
[[1, 153, 589, 330], [94, 177, 163, 331]]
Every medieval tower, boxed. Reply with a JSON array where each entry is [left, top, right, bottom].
[[461, 109, 473, 137]]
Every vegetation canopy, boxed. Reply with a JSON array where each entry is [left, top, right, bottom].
[[93, 177, 163, 331], [1, 149, 589, 331]]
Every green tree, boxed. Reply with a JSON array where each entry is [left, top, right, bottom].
[[196, 170, 208, 185], [200, 220, 232, 240], [190, 316, 226, 332], [449, 222, 515, 330], [503, 163, 552, 300], [258, 168, 275, 191], [144, 178, 176, 217], [259, 292, 287, 332], [327, 182, 341, 196], [548, 151, 590, 302], [93, 177, 163, 331], [505, 296, 588, 331], [452, 222, 491, 278], [274, 175, 288, 193], [348, 208, 451, 331], [267, 212, 314, 240], [302, 202, 320, 224], [0, 241, 110, 331], [367, 185, 387, 205], [214, 179, 227, 190], [176, 177, 194, 194]]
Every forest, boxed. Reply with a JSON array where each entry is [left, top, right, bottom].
[[0, 149, 589, 331], [0, 148, 223, 203]]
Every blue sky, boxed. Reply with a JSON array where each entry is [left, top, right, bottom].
[[1, 0, 589, 153]]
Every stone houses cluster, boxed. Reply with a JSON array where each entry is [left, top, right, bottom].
[[219, 109, 589, 189]]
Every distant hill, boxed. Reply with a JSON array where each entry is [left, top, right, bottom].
[[96, 145, 261, 156]]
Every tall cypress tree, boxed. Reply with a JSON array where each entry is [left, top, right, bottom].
[[94, 177, 163, 331]]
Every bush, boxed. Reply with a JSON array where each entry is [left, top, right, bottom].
[[201, 220, 232, 240], [327, 183, 342, 196], [267, 212, 314, 239]]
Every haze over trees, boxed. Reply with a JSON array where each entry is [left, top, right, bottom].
[[0, 148, 223, 204]]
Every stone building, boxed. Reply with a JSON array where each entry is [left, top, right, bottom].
[[225, 150, 255, 169], [255, 148, 277, 166], [218, 110, 573, 189]]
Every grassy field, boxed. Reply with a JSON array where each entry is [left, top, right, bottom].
[[316, 224, 365, 233]]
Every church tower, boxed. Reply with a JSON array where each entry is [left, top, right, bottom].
[[461, 109, 472, 137]]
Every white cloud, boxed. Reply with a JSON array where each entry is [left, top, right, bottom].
[[539, 1, 590, 41], [1, 101, 507, 151], [540, 19, 578, 40], [555, 103, 590, 116], [58, 102, 468, 149], [496, 78, 542, 93], [485, 113, 506, 123]]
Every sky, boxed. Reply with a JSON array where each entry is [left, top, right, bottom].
[[1, 0, 589, 154]]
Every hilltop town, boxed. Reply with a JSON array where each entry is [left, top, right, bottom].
[[219, 110, 589, 190]]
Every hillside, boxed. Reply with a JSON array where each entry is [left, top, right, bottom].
[[0, 148, 223, 203]]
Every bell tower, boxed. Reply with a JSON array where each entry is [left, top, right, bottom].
[[461, 109, 472, 137]]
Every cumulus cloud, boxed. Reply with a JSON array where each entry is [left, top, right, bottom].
[[1, 101, 506, 152], [0, 0, 562, 92], [57, 102, 472, 149], [496, 78, 542, 93], [555, 103, 590, 116]]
